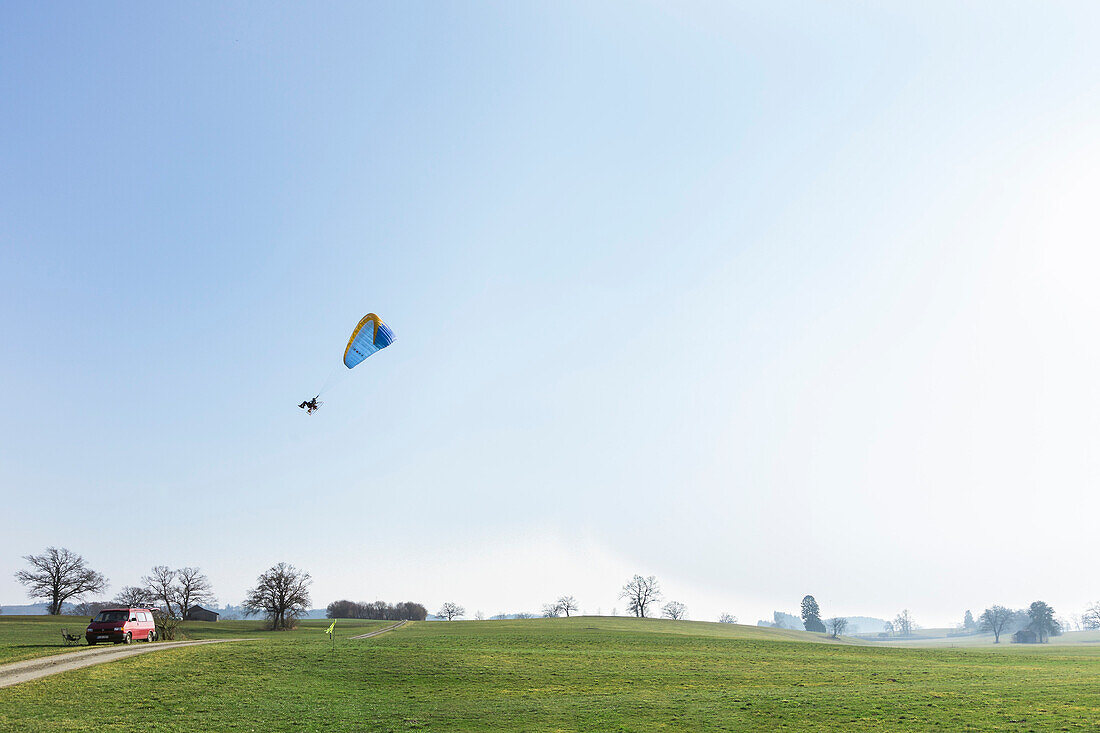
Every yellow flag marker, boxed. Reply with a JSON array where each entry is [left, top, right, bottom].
[[325, 620, 336, 636]]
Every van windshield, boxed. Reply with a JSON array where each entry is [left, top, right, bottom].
[[93, 611, 129, 623]]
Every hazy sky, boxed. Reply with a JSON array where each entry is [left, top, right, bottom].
[[3, 2, 1099, 627]]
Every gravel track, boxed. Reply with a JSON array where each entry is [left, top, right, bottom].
[[0, 638, 250, 689]]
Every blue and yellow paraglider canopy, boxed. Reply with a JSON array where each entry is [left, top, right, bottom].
[[300, 313, 395, 414], [343, 313, 396, 369]]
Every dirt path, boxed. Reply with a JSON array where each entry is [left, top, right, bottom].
[[0, 639, 249, 689], [348, 620, 406, 639]]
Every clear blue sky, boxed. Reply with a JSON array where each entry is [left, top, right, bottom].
[[3, 2, 1100, 625]]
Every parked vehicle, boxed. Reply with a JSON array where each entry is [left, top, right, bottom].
[[85, 608, 158, 645]]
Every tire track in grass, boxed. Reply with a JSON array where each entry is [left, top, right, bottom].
[[349, 620, 407, 639]]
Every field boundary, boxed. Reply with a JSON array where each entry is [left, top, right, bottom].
[[349, 620, 406, 639], [0, 638, 249, 689]]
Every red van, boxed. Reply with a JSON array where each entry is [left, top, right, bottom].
[[85, 608, 158, 645]]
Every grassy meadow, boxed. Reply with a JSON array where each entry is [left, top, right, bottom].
[[2, 615, 1100, 731]]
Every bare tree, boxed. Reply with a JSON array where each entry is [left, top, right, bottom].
[[176, 567, 215, 618], [620, 575, 661, 618], [437, 602, 464, 621], [73, 600, 111, 616], [474, 610, 484, 621], [979, 605, 1013, 643], [542, 602, 562, 618], [827, 617, 849, 638], [113, 586, 155, 608], [718, 613, 738, 624], [15, 547, 108, 615], [514, 611, 534, 619], [883, 621, 894, 636], [662, 601, 687, 620], [894, 609, 915, 637], [242, 562, 312, 631], [557, 595, 579, 617], [1082, 602, 1100, 630], [143, 566, 180, 617]]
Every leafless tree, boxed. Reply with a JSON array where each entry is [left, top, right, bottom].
[[514, 611, 534, 619], [113, 586, 155, 608], [979, 605, 1013, 643], [242, 562, 312, 631], [827, 617, 849, 638], [662, 601, 687, 620], [73, 600, 111, 616], [437, 602, 464, 621], [557, 595, 579, 617], [620, 575, 661, 618], [894, 609, 915, 637], [14, 547, 108, 615], [718, 613, 738, 624], [1083, 602, 1100, 631], [474, 610, 484, 621], [542, 602, 562, 618], [176, 567, 215, 618], [143, 566, 180, 617]]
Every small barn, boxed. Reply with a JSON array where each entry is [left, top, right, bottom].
[[1013, 628, 1038, 643], [185, 605, 220, 622]]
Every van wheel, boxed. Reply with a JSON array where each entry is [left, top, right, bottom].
[[146, 630, 155, 642], [123, 632, 132, 644]]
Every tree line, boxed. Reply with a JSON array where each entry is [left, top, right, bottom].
[[326, 599, 427, 621]]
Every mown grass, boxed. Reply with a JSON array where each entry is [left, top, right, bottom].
[[2, 615, 1100, 731]]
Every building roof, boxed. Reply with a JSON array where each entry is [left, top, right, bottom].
[[186, 605, 219, 616]]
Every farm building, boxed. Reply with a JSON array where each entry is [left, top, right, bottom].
[[184, 605, 220, 622], [1013, 629, 1039, 643]]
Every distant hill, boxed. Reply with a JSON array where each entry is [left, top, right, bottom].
[[0, 602, 52, 615]]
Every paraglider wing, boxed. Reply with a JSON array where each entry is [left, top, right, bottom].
[[343, 313, 395, 369]]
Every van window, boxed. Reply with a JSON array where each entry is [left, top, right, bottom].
[[94, 611, 128, 623], [141, 612, 150, 622]]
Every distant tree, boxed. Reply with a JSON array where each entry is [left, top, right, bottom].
[[437, 602, 464, 621], [73, 600, 111, 616], [894, 609, 915, 637], [15, 547, 108, 615], [1082, 602, 1100, 630], [827, 617, 849, 638], [542, 602, 562, 618], [475, 611, 484, 621], [774, 611, 802, 630], [242, 562, 312, 631], [514, 611, 535, 619], [718, 613, 738, 624], [557, 596, 579, 617], [1027, 601, 1059, 643], [620, 575, 661, 618], [143, 566, 180, 617], [801, 596, 825, 633], [114, 586, 155, 608], [326, 600, 359, 619], [979, 605, 1013, 643], [963, 610, 976, 631], [661, 601, 687, 620], [176, 567, 215, 618], [883, 621, 894, 636], [393, 601, 428, 621]]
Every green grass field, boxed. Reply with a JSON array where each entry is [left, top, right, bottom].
[[2, 615, 1100, 731]]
